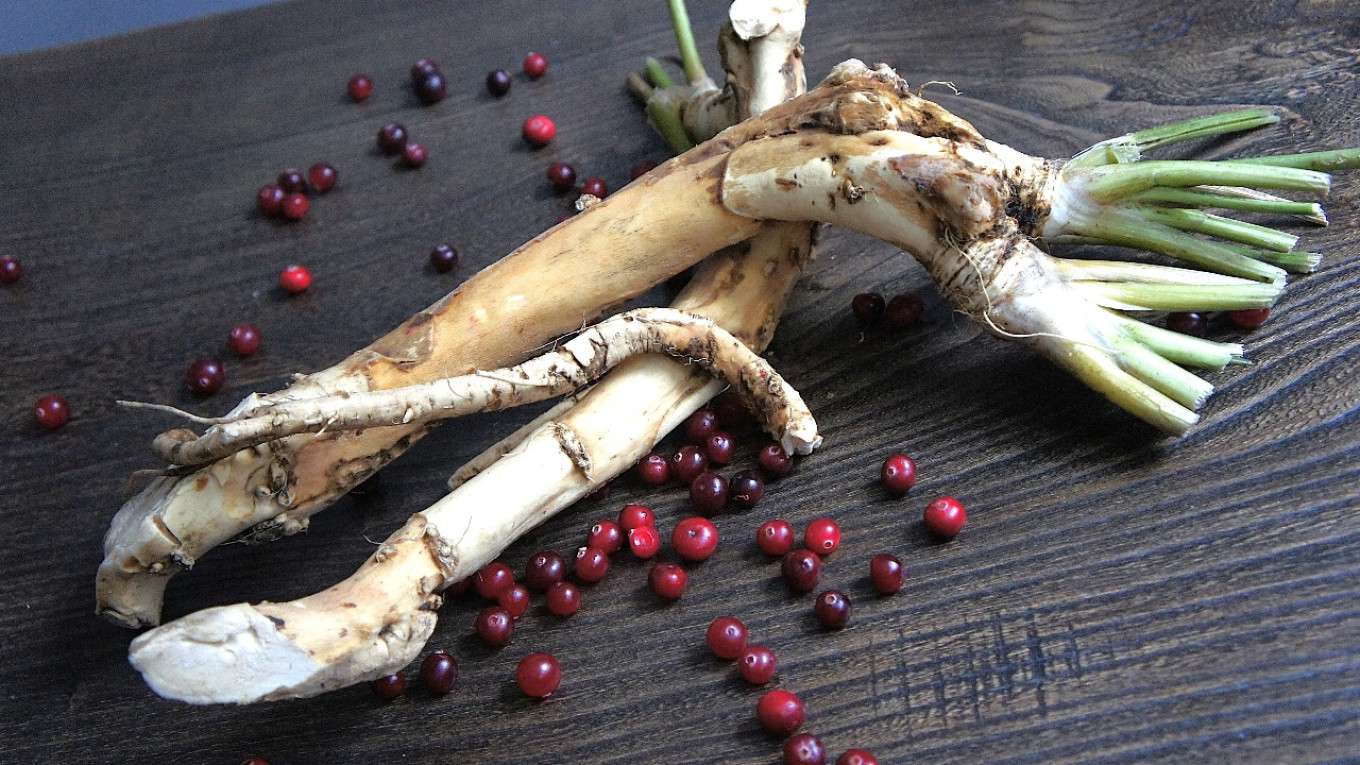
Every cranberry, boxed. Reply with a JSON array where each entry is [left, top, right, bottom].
[[836, 750, 879, 765], [784, 733, 826, 765], [782, 549, 822, 593], [704, 431, 736, 465], [486, 69, 512, 97], [369, 673, 405, 700], [545, 581, 581, 617], [885, 292, 924, 329], [628, 526, 661, 559], [307, 162, 337, 193], [690, 471, 729, 516], [851, 292, 886, 325], [515, 652, 561, 698], [522, 115, 556, 148], [0, 256, 22, 283], [414, 72, 447, 105], [684, 408, 718, 443], [429, 243, 459, 273], [185, 357, 225, 396], [401, 142, 428, 168], [648, 562, 688, 600], [34, 395, 70, 430], [279, 264, 312, 294], [377, 122, 409, 155], [410, 58, 440, 80], [630, 159, 658, 179], [497, 584, 531, 618], [923, 496, 966, 539], [474, 561, 515, 599], [522, 51, 548, 79], [869, 553, 904, 594], [1230, 307, 1271, 330], [255, 184, 285, 217], [474, 606, 514, 647], [813, 590, 852, 629], [277, 169, 307, 195], [546, 162, 577, 194], [241, 757, 269, 765], [573, 547, 610, 583], [758, 442, 794, 480], [757, 520, 795, 557], [586, 519, 624, 554], [525, 551, 567, 592], [729, 470, 766, 508], [738, 644, 777, 685], [347, 74, 373, 101], [712, 389, 752, 428], [672, 516, 719, 562], [419, 650, 458, 695], [618, 503, 656, 531], [579, 176, 607, 199], [1167, 311, 1208, 338], [804, 518, 841, 556], [280, 192, 309, 220], [880, 453, 917, 493], [635, 453, 671, 485], [706, 616, 749, 659], [671, 445, 709, 483], [756, 689, 806, 737], [227, 323, 261, 357]]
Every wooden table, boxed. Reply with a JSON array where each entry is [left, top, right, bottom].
[[2, 1, 1357, 762]]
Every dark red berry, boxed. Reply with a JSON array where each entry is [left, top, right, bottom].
[[279, 264, 312, 294], [0, 255, 21, 283], [635, 453, 671, 485], [1167, 311, 1208, 338], [671, 445, 709, 483], [522, 52, 548, 79], [648, 562, 689, 601], [369, 673, 405, 700], [684, 408, 718, 444], [185, 357, 225, 396], [689, 471, 729, 516], [429, 243, 459, 273], [347, 74, 373, 101], [525, 551, 567, 593], [869, 553, 904, 595], [497, 583, 531, 618], [474, 561, 515, 600], [546, 162, 577, 194], [924, 496, 966, 539], [704, 431, 736, 465], [280, 193, 309, 220], [757, 520, 795, 557], [1229, 307, 1271, 330], [729, 470, 766, 508], [573, 546, 610, 583], [474, 606, 514, 647], [851, 292, 886, 325], [756, 689, 805, 737], [255, 184, 285, 217], [240, 759, 268, 765], [782, 549, 822, 593], [836, 749, 879, 765], [813, 589, 852, 630], [804, 518, 841, 556], [419, 650, 458, 695], [515, 652, 561, 698], [738, 644, 777, 685], [758, 442, 793, 480], [672, 516, 719, 562], [410, 58, 441, 81], [377, 122, 409, 155], [402, 142, 428, 168], [628, 526, 661, 559], [579, 176, 607, 199], [227, 323, 261, 357], [586, 519, 624, 554], [34, 395, 70, 430], [545, 581, 581, 617], [486, 69, 512, 97], [712, 389, 751, 428], [414, 72, 447, 105], [630, 159, 658, 179], [522, 115, 556, 148], [618, 503, 656, 531], [706, 616, 749, 659], [307, 163, 337, 193], [885, 292, 924, 329], [277, 169, 307, 195], [784, 733, 826, 765], [880, 453, 916, 493]]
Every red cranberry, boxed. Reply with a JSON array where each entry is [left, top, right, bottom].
[[804, 518, 841, 556], [279, 264, 312, 294], [34, 395, 70, 430], [307, 162, 337, 193], [586, 519, 624, 554], [684, 408, 718, 443], [498, 583, 531, 618], [573, 547, 610, 583], [486, 69, 512, 97], [280, 193, 309, 220], [782, 549, 822, 593], [1230, 308, 1271, 330], [757, 520, 795, 557], [738, 644, 777, 685], [522, 51, 548, 79], [414, 71, 447, 105], [1167, 311, 1208, 338], [474, 606, 514, 647], [185, 357, 225, 396], [0, 256, 22, 283], [410, 58, 440, 80], [690, 471, 729, 516], [628, 526, 661, 559], [474, 561, 515, 600], [579, 176, 607, 199], [672, 516, 719, 562], [377, 122, 409, 155], [515, 652, 561, 698], [618, 503, 656, 531], [255, 184, 285, 217], [630, 159, 658, 179], [419, 650, 458, 695], [546, 162, 577, 194], [525, 551, 567, 592], [522, 115, 556, 148], [729, 470, 766, 508], [671, 445, 708, 483], [851, 292, 886, 325], [836, 749, 879, 765], [813, 589, 852, 629], [347, 74, 373, 101], [277, 169, 307, 195], [240, 759, 268, 765], [635, 453, 671, 485], [869, 553, 904, 595], [924, 496, 966, 539], [756, 689, 805, 736], [784, 733, 826, 765], [227, 323, 261, 357], [712, 389, 752, 428], [885, 292, 924, 329], [706, 616, 749, 659], [648, 562, 689, 600], [704, 431, 736, 465], [369, 673, 405, 700], [758, 442, 794, 480], [880, 453, 917, 493], [401, 142, 428, 168], [429, 243, 459, 272], [545, 581, 581, 617]]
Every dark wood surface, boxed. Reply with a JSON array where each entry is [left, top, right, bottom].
[[3, 1, 1358, 762]]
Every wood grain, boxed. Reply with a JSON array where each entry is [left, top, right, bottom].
[[1, 1, 1358, 762]]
